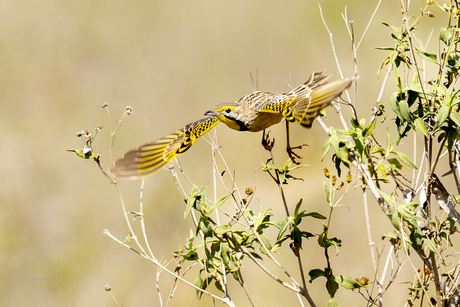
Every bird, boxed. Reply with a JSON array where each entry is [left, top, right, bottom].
[[109, 71, 353, 179]]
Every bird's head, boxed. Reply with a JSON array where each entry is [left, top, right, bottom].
[[204, 103, 246, 131]]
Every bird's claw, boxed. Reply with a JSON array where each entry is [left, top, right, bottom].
[[262, 131, 275, 151], [286, 143, 308, 165]]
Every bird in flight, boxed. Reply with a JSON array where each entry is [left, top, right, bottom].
[[109, 72, 353, 179]]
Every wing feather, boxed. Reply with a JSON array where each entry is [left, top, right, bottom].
[[109, 117, 219, 179]]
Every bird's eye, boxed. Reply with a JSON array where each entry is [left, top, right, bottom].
[[225, 108, 231, 113]]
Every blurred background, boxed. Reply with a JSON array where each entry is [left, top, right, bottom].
[[1, 0, 447, 306]]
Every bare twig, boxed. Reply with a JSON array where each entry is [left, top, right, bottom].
[[377, 65, 393, 103], [238, 270, 257, 307], [103, 229, 236, 307], [356, 0, 383, 50], [362, 189, 383, 302], [239, 245, 305, 296], [139, 178, 156, 261]]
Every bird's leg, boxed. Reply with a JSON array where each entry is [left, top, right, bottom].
[[261, 129, 275, 152], [285, 121, 308, 164]]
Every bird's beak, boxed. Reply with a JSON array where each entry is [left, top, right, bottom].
[[204, 109, 216, 116]]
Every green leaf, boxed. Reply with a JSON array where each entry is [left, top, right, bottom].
[[391, 33, 402, 45], [392, 151, 417, 169], [414, 118, 428, 137], [250, 251, 263, 260], [308, 269, 326, 282], [194, 274, 204, 299], [259, 231, 272, 250], [334, 127, 356, 135], [410, 229, 423, 254], [326, 276, 339, 298], [378, 189, 396, 207], [278, 172, 285, 184], [371, 146, 386, 155], [440, 27, 453, 45], [440, 231, 452, 246], [215, 224, 232, 235], [448, 128, 457, 151], [374, 46, 397, 51], [184, 187, 206, 218], [329, 132, 350, 165], [318, 232, 342, 255], [390, 209, 400, 230], [277, 217, 294, 240], [184, 197, 196, 219], [335, 275, 363, 289], [198, 217, 213, 238], [304, 212, 327, 220], [301, 231, 315, 239], [220, 242, 230, 267], [382, 22, 402, 33], [321, 139, 331, 161], [327, 298, 339, 307], [294, 199, 303, 217], [399, 100, 412, 122], [423, 237, 437, 253], [354, 136, 365, 161], [292, 227, 303, 246], [272, 237, 289, 251], [67, 148, 97, 159], [397, 202, 425, 226], [363, 118, 377, 137], [329, 137, 351, 165], [208, 193, 230, 214], [434, 105, 450, 130], [450, 111, 460, 127], [387, 158, 407, 171], [324, 182, 330, 203], [407, 83, 436, 97], [414, 47, 439, 65], [393, 62, 402, 91], [181, 249, 199, 261], [194, 270, 212, 299], [382, 231, 400, 240]]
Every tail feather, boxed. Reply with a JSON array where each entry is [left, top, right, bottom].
[[286, 72, 353, 127]]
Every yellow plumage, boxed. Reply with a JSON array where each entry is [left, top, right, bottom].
[[109, 72, 353, 179]]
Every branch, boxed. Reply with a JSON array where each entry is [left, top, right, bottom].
[[103, 229, 236, 307]]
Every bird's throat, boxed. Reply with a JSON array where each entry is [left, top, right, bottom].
[[217, 115, 248, 131]]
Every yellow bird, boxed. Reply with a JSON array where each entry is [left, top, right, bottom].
[[109, 72, 353, 179]]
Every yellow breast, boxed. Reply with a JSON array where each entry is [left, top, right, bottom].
[[214, 114, 247, 131], [247, 112, 284, 132]]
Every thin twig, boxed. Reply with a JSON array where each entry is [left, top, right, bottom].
[[238, 270, 257, 307], [103, 229, 236, 307], [319, 3, 344, 79], [211, 129, 221, 225], [356, 0, 383, 50], [166, 263, 198, 307], [377, 65, 393, 103], [139, 178, 156, 261], [239, 245, 303, 295], [362, 189, 383, 301]]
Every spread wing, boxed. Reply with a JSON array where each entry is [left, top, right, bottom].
[[256, 72, 353, 127], [109, 116, 219, 179]]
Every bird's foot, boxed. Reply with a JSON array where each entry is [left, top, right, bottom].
[[262, 130, 275, 151], [286, 143, 308, 165]]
